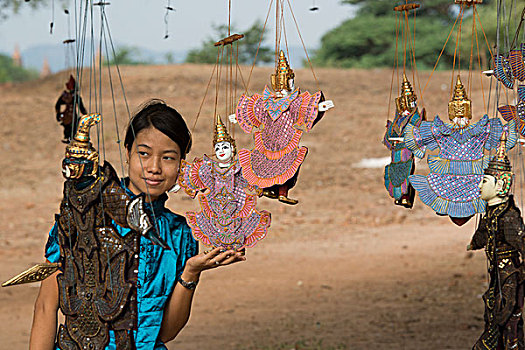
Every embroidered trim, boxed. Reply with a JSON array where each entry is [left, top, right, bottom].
[[253, 129, 303, 160], [238, 147, 308, 187]]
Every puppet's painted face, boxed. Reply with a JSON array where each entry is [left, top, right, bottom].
[[479, 175, 498, 201], [215, 141, 233, 163], [448, 100, 472, 123], [276, 78, 295, 97], [397, 96, 417, 115], [62, 157, 94, 180]]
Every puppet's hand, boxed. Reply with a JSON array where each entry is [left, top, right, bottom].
[[168, 183, 181, 193], [466, 244, 473, 251], [127, 196, 169, 249], [319, 100, 334, 111], [228, 113, 238, 124]]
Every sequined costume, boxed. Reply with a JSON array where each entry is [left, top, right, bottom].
[[55, 75, 87, 142], [234, 51, 328, 205], [404, 115, 517, 219], [179, 155, 271, 250], [46, 184, 198, 350], [383, 109, 423, 208], [383, 74, 424, 208], [236, 85, 324, 188], [499, 85, 525, 136], [493, 44, 525, 89], [470, 196, 525, 350], [55, 161, 141, 349]]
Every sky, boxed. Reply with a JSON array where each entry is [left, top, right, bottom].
[[0, 0, 356, 57]]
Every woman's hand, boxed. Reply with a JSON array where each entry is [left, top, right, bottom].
[[182, 247, 246, 281]]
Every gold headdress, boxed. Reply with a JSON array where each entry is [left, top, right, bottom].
[[213, 115, 236, 154], [484, 132, 513, 196], [271, 50, 295, 92], [64, 113, 101, 179], [395, 73, 417, 114], [448, 75, 472, 121]]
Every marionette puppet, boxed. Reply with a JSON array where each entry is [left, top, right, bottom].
[[499, 84, 525, 137], [488, 44, 525, 89], [467, 134, 525, 350], [55, 75, 87, 143], [404, 75, 518, 226], [3, 113, 166, 349], [229, 50, 334, 205], [383, 74, 425, 208], [177, 116, 271, 250]]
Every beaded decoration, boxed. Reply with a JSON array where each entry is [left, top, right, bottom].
[[235, 86, 323, 188], [178, 116, 270, 249], [498, 85, 525, 136], [493, 44, 525, 89], [404, 114, 518, 219], [383, 74, 424, 207], [178, 155, 271, 249]]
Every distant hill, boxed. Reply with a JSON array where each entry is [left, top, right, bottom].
[[1, 43, 187, 72], [0, 43, 311, 73]]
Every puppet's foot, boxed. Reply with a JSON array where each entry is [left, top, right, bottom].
[[450, 216, 472, 226], [278, 195, 298, 205], [395, 196, 414, 209], [262, 189, 279, 199]]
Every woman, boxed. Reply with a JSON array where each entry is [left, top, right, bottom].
[[30, 100, 245, 349]]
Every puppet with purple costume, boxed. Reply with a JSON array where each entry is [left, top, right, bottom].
[[178, 116, 271, 250], [232, 50, 334, 205]]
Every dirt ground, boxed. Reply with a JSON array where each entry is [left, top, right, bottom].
[[0, 65, 519, 349]]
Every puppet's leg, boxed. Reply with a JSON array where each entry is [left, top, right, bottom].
[[261, 171, 300, 205], [501, 283, 524, 350], [277, 172, 299, 205], [63, 123, 72, 143], [394, 160, 416, 209]]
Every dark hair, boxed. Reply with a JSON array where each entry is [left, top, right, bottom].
[[125, 99, 192, 159]]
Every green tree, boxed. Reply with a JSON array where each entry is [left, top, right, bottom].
[[313, 0, 497, 69], [0, 54, 38, 83], [185, 20, 272, 65], [107, 46, 151, 66], [0, 0, 68, 18]]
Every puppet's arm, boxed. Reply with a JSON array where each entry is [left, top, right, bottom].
[[486, 117, 518, 151], [297, 90, 325, 131], [100, 164, 168, 249], [233, 94, 264, 133], [467, 216, 489, 251], [503, 204, 525, 257], [178, 158, 208, 198], [403, 120, 435, 159], [78, 96, 88, 115], [383, 120, 395, 151]]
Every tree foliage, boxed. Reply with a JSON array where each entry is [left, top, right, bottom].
[[107, 46, 151, 66], [185, 20, 272, 65], [0, 54, 38, 83], [0, 0, 62, 18], [313, 0, 499, 69]]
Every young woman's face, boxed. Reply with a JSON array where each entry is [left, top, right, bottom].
[[214, 141, 233, 162], [126, 126, 181, 201]]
